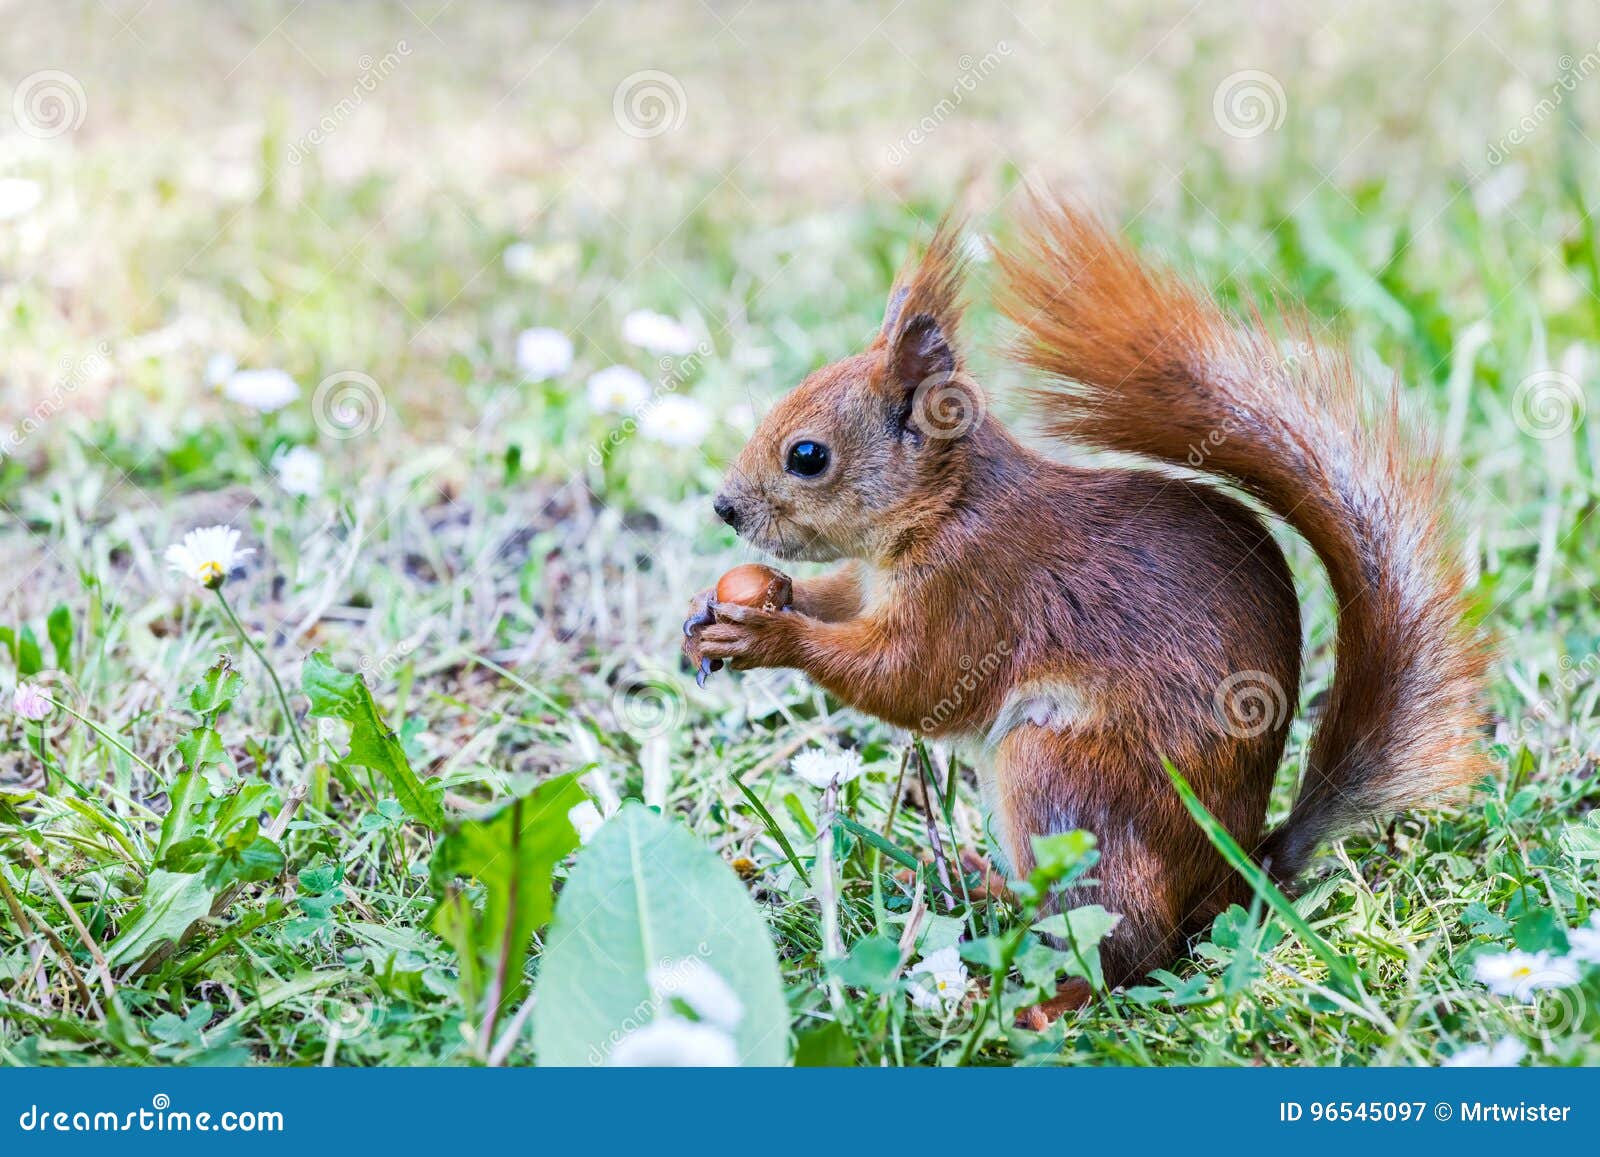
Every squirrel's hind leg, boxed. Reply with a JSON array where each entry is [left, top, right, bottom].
[[990, 725, 1213, 988]]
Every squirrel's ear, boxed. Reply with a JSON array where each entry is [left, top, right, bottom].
[[889, 312, 956, 397]]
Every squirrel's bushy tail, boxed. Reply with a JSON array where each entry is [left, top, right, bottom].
[[993, 195, 1491, 880]]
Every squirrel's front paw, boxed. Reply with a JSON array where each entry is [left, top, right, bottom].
[[681, 588, 722, 685], [698, 602, 802, 671]]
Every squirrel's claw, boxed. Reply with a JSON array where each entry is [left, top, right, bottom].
[[683, 588, 721, 685]]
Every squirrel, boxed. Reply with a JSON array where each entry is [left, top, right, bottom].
[[683, 195, 1491, 995]]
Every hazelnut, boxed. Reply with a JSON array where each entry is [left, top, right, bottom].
[[715, 563, 793, 612]]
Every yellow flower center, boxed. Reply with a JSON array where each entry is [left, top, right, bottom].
[[198, 560, 225, 587]]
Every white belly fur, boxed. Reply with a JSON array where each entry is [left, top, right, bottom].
[[947, 679, 1091, 878]]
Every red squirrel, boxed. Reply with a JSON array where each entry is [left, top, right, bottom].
[[683, 196, 1491, 991]]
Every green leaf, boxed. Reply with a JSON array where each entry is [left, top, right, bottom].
[[1030, 906, 1122, 988], [176, 727, 228, 772], [193, 821, 286, 890], [302, 651, 445, 830], [428, 774, 588, 1014], [16, 625, 42, 677], [957, 935, 1008, 971], [187, 656, 243, 718], [154, 770, 212, 864], [829, 934, 901, 993], [794, 1021, 854, 1067], [298, 861, 344, 895], [1559, 815, 1600, 862], [533, 803, 789, 1066], [46, 604, 73, 672], [105, 870, 215, 968]]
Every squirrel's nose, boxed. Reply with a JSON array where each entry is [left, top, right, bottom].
[[713, 494, 742, 532]]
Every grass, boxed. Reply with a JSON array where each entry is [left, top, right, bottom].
[[1, 0, 1598, 1066]]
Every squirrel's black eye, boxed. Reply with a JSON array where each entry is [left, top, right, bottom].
[[785, 440, 830, 477]]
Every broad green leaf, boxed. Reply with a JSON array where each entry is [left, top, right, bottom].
[[16, 625, 42, 677], [46, 604, 73, 672], [207, 825, 286, 889], [427, 774, 587, 1014], [1030, 905, 1121, 988], [1559, 815, 1600, 862], [794, 1021, 854, 1067], [828, 934, 900, 993], [105, 870, 215, 968], [176, 727, 228, 772], [154, 770, 212, 864], [302, 651, 445, 830], [533, 803, 789, 1066]]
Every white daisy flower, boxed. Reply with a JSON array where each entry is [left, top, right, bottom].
[[907, 945, 968, 1010], [515, 327, 574, 381], [648, 958, 744, 1032], [1442, 1038, 1527, 1067], [608, 1016, 739, 1067], [273, 446, 323, 497], [222, 368, 300, 412], [1566, 915, 1600, 964], [0, 177, 44, 222], [638, 394, 711, 447], [790, 747, 865, 790], [165, 525, 253, 590], [12, 683, 51, 721], [568, 800, 606, 845], [586, 366, 650, 414], [622, 309, 696, 356], [1473, 949, 1581, 1001], [204, 352, 237, 386]]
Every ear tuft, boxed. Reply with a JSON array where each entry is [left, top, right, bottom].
[[879, 214, 969, 422]]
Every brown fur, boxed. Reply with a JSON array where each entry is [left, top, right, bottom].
[[687, 196, 1492, 989]]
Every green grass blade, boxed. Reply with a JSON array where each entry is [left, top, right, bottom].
[[1162, 759, 1361, 998]]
